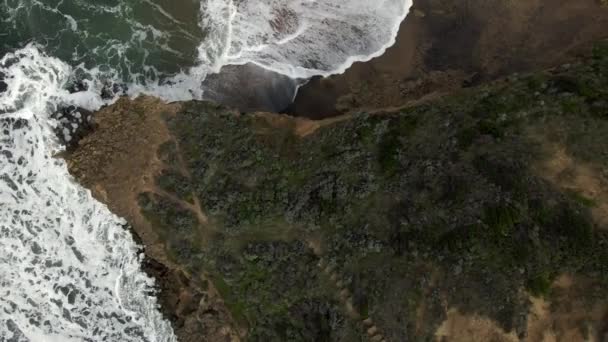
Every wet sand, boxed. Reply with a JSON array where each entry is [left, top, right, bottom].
[[202, 64, 300, 113], [287, 0, 608, 119]]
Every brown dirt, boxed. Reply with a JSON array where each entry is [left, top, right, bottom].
[[434, 275, 608, 342], [525, 275, 608, 342], [253, 111, 351, 137], [533, 140, 608, 228], [288, 0, 608, 119], [66, 96, 176, 260], [434, 309, 519, 342], [65, 96, 241, 342]]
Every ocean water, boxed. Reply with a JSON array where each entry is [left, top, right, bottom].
[[0, 0, 412, 340]]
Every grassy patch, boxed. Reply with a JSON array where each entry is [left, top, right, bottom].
[[377, 127, 402, 175], [567, 190, 598, 208], [457, 126, 479, 149], [527, 272, 553, 298], [211, 274, 249, 325], [592, 40, 608, 61], [156, 168, 194, 202], [483, 204, 521, 239], [553, 205, 593, 247], [561, 97, 586, 115]]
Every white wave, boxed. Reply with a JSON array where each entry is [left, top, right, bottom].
[[0, 46, 176, 342], [198, 0, 414, 79]]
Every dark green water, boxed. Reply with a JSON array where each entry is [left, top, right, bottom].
[[1, 0, 204, 82]]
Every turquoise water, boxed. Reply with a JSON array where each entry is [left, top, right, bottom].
[[1, 0, 203, 82]]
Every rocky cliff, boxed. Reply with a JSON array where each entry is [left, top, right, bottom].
[[65, 42, 608, 341]]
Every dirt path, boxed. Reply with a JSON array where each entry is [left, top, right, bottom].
[[65, 97, 241, 342]]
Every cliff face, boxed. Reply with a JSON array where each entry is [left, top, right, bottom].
[[66, 43, 608, 341]]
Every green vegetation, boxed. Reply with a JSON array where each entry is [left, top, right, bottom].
[[156, 168, 194, 202], [567, 190, 598, 208], [483, 203, 520, 238], [527, 273, 553, 298], [136, 42, 608, 341]]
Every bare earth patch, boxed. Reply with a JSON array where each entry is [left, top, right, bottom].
[[253, 111, 351, 137], [435, 274, 608, 342], [67, 96, 178, 260], [533, 141, 608, 228], [434, 309, 519, 342], [526, 275, 608, 342]]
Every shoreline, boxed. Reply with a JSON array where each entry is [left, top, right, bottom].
[[64, 44, 608, 339], [287, 0, 608, 119], [38, 0, 608, 340]]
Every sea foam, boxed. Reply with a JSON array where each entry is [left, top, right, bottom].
[[202, 0, 412, 79], [0, 47, 175, 342]]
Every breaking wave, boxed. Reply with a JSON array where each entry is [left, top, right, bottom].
[[200, 0, 411, 78], [0, 47, 175, 342]]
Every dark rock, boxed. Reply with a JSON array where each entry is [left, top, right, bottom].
[[113, 82, 128, 95], [51, 106, 95, 149], [0, 57, 18, 69], [100, 82, 128, 100], [0, 71, 7, 93], [100, 85, 113, 100], [67, 79, 88, 94]]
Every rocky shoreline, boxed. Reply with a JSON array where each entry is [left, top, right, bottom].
[[58, 1, 608, 341], [63, 41, 608, 341], [62, 98, 242, 341]]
